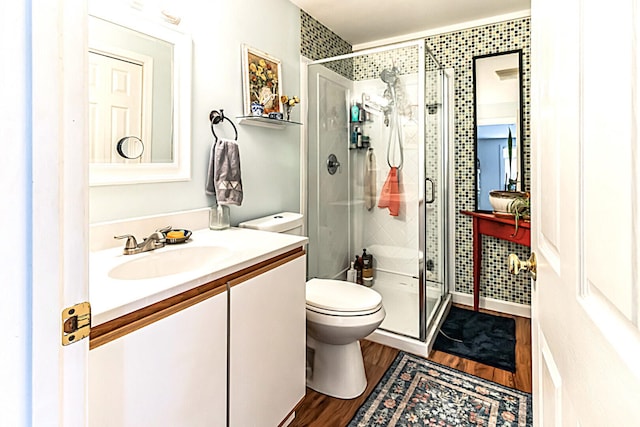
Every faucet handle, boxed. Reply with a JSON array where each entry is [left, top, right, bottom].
[[114, 234, 138, 250], [156, 225, 172, 234], [147, 231, 166, 243]]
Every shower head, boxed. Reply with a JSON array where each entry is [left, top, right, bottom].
[[380, 67, 399, 86], [380, 66, 399, 102]]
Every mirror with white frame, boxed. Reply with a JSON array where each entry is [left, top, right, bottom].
[[473, 50, 524, 211], [88, 3, 192, 186]]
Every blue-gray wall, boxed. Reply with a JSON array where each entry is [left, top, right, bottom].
[[90, 0, 302, 226]]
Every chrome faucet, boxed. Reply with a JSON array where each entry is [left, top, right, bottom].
[[114, 229, 167, 255]]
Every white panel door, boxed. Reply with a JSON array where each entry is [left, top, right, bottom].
[[531, 0, 640, 425], [28, 1, 89, 425]]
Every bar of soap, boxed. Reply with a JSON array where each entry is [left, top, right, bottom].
[[167, 230, 184, 239]]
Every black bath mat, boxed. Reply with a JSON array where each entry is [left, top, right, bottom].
[[433, 306, 516, 372]]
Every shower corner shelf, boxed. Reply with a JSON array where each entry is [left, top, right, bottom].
[[237, 116, 302, 130]]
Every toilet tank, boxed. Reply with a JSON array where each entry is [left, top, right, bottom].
[[238, 212, 304, 236]]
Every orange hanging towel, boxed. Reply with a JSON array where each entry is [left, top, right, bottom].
[[378, 167, 400, 216]]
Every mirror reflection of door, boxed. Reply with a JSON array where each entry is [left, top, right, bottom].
[[88, 15, 174, 166], [89, 51, 147, 163], [473, 50, 523, 211]]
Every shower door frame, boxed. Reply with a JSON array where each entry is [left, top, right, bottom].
[[419, 47, 453, 344], [306, 40, 448, 344]]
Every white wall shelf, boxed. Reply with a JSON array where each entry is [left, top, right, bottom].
[[237, 115, 302, 130]]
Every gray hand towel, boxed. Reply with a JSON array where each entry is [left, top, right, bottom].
[[205, 140, 218, 196], [205, 138, 243, 206]]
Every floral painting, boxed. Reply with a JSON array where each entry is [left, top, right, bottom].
[[241, 44, 282, 116]]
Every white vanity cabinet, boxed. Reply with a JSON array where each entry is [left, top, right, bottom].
[[229, 253, 306, 426], [89, 286, 228, 426], [89, 248, 306, 427]]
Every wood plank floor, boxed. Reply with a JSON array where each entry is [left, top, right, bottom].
[[290, 305, 531, 427]]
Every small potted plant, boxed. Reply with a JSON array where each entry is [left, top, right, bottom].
[[505, 128, 517, 191], [280, 95, 300, 121], [489, 127, 524, 213]]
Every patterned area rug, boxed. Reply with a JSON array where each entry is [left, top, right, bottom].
[[348, 352, 532, 427]]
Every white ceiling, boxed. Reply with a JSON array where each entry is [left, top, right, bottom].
[[290, 0, 531, 47]]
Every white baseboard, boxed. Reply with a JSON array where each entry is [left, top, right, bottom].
[[366, 329, 429, 358], [451, 291, 531, 318]]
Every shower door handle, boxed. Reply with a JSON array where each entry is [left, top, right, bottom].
[[425, 178, 435, 204]]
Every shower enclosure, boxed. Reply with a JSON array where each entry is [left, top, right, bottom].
[[306, 40, 451, 353]]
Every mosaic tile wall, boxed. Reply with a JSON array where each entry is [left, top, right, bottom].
[[425, 17, 532, 305], [352, 46, 419, 80], [300, 10, 352, 79], [301, 12, 532, 306]]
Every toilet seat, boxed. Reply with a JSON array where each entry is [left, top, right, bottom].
[[306, 278, 383, 316]]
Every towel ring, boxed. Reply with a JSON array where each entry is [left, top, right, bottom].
[[210, 109, 238, 141]]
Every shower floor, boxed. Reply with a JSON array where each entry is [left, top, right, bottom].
[[371, 270, 441, 339]]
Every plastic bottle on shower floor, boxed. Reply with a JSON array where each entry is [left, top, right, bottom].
[[361, 249, 373, 287], [354, 255, 363, 285], [346, 261, 357, 283]]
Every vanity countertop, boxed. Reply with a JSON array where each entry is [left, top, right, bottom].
[[90, 227, 308, 325]]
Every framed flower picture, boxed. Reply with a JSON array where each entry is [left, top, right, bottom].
[[241, 44, 282, 116]]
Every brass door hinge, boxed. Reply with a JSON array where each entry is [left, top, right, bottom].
[[62, 302, 91, 346]]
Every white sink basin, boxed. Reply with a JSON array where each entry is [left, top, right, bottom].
[[108, 246, 231, 280]]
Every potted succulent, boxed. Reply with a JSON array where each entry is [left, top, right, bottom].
[[280, 95, 300, 121], [489, 127, 524, 213], [505, 128, 518, 191], [507, 193, 530, 235], [489, 190, 527, 213]]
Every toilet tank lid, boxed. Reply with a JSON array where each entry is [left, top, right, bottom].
[[306, 278, 382, 312], [238, 212, 303, 232]]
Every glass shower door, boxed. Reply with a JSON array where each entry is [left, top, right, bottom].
[[421, 64, 447, 338], [307, 63, 352, 280]]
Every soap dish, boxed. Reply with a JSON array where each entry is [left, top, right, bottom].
[[164, 229, 192, 244]]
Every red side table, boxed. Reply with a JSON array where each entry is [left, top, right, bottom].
[[461, 210, 531, 311]]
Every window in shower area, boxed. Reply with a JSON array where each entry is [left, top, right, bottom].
[[307, 41, 448, 342]]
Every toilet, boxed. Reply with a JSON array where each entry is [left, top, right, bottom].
[[239, 212, 386, 399], [305, 278, 385, 399]]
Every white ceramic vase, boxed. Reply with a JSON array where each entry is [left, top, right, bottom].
[[489, 190, 528, 213]]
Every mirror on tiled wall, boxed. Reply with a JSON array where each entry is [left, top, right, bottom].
[[472, 50, 524, 211]]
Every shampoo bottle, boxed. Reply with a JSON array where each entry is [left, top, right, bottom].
[[346, 261, 357, 282], [351, 102, 360, 122], [351, 126, 359, 149]]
